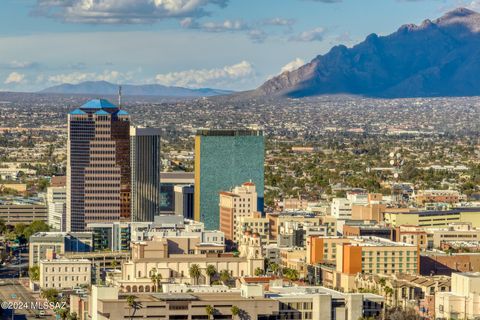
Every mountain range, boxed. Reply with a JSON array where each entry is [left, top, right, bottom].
[[40, 81, 233, 97], [252, 8, 480, 98]]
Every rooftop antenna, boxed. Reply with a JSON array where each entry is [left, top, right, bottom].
[[118, 85, 122, 108]]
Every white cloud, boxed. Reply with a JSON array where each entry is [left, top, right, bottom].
[[34, 0, 229, 24], [47, 70, 132, 84], [263, 18, 295, 26], [155, 61, 254, 88], [280, 58, 305, 73], [4, 72, 26, 84], [290, 27, 326, 42]]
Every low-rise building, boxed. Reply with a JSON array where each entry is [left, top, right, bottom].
[[355, 273, 450, 319], [39, 258, 91, 289], [436, 272, 480, 320], [71, 284, 279, 320], [415, 189, 463, 206], [29, 232, 93, 267], [115, 237, 262, 292], [0, 201, 47, 225]]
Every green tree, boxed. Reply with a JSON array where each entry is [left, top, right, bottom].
[[126, 295, 141, 320], [0, 219, 6, 234], [219, 270, 231, 285], [41, 288, 60, 303], [231, 306, 240, 319], [29, 265, 40, 281], [67, 312, 78, 320], [206, 265, 217, 285], [254, 267, 264, 276], [189, 264, 201, 285], [150, 268, 162, 292], [283, 268, 299, 284], [205, 305, 215, 320], [269, 263, 280, 276]]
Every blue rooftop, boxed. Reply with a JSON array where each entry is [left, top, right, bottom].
[[80, 99, 117, 109], [116, 110, 129, 116], [69, 108, 86, 115], [94, 109, 110, 116]]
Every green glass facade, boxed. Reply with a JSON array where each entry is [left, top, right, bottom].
[[195, 129, 264, 230]]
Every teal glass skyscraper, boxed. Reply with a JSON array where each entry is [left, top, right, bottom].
[[194, 129, 264, 230]]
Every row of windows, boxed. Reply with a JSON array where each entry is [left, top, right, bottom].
[[45, 266, 88, 272]]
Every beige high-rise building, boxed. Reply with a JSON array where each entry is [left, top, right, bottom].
[[219, 182, 258, 244], [67, 99, 130, 232]]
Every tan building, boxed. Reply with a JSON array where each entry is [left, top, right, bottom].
[[427, 222, 480, 248], [0, 203, 47, 226], [219, 182, 258, 244], [39, 258, 91, 289], [307, 236, 353, 264], [436, 272, 480, 320], [72, 284, 279, 320], [415, 189, 463, 206], [267, 212, 336, 241], [237, 213, 270, 247], [116, 237, 263, 293], [355, 273, 450, 318], [394, 225, 428, 250]]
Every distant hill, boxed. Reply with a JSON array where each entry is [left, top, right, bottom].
[[251, 8, 480, 98], [40, 80, 233, 97]]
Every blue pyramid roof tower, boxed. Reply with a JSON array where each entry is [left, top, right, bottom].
[[80, 99, 117, 109]]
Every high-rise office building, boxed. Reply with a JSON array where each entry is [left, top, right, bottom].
[[174, 184, 194, 219], [66, 99, 130, 232], [194, 129, 264, 230], [130, 126, 161, 222]]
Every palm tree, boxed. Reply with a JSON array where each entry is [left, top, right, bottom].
[[219, 270, 231, 285], [269, 262, 279, 276], [205, 305, 215, 320], [67, 312, 78, 320], [126, 295, 136, 320], [189, 264, 201, 285], [206, 265, 217, 285], [28, 265, 40, 282], [283, 268, 299, 285], [231, 305, 240, 319], [150, 269, 163, 292], [56, 308, 69, 320]]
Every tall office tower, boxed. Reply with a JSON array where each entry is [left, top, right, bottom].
[[46, 186, 66, 231], [194, 129, 264, 230], [174, 185, 194, 219], [130, 126, 162, 222], [66, 99, 130, 232]]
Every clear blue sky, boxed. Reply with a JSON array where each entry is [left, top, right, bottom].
[[0, 0, 475, 91]]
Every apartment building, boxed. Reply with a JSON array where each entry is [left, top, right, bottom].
[[219, 182, 258, 244]]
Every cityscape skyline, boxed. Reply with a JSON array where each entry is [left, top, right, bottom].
[[0, 0, 478, 92]]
